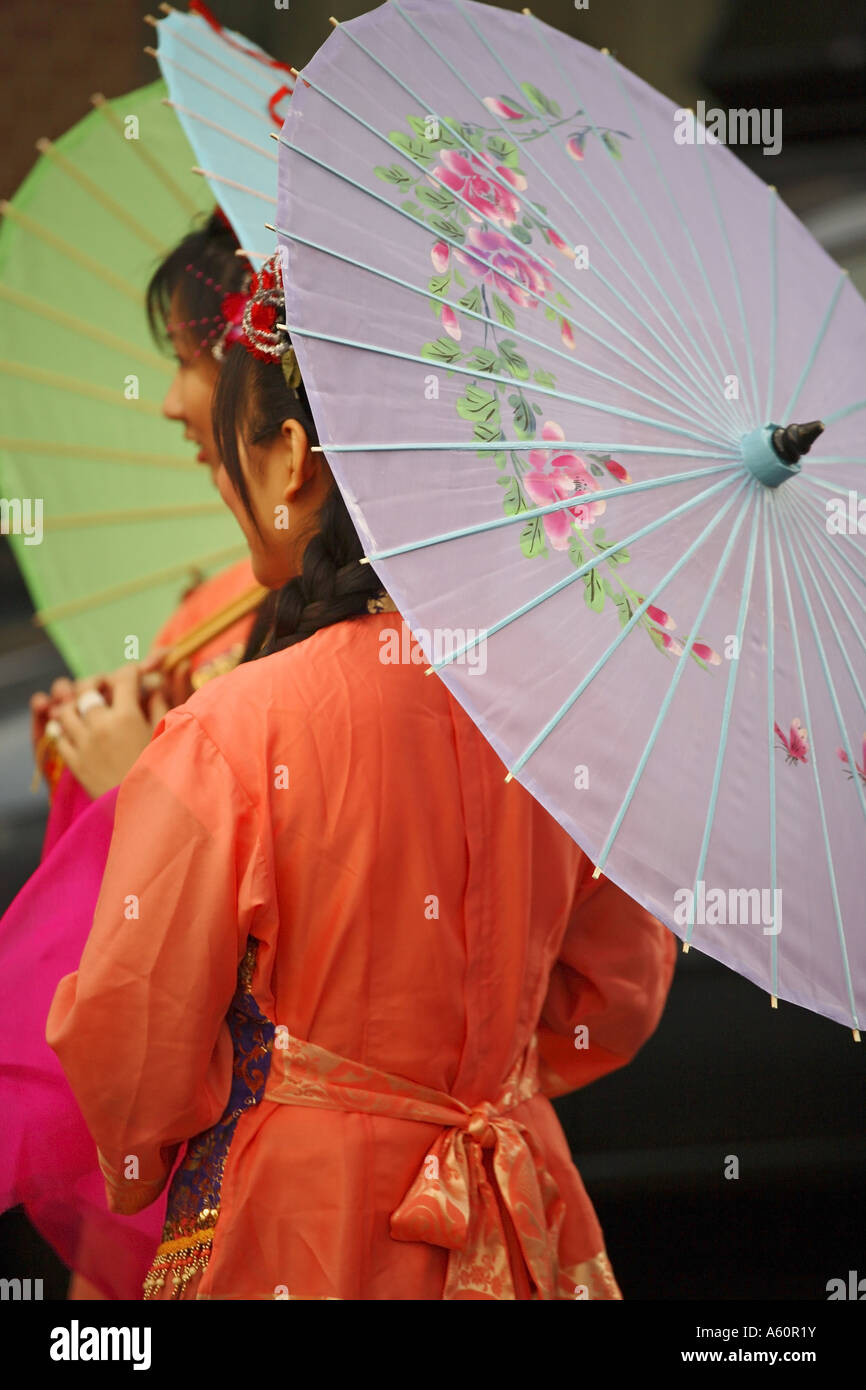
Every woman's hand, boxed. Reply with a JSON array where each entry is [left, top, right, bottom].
[[30, 673, 110, 756], [50, 664, 170, 799]]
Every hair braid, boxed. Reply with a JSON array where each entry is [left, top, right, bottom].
[[212, 282, 389, 663], [241, 445, 386, 661]]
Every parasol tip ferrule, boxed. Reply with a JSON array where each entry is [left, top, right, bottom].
[[741, 421, 823, 487], [771, 420, 824, 464]]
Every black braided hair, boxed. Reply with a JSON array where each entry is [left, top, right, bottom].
[[212, 344, 385, 661]]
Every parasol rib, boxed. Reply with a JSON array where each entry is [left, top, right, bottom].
[[274, 145, 735, 436], [156, 22, 280, 100], [530, 17, 745, 431], [363, 463, 741, 561], [312, 438, 739, 457], [781, 271, 848, 423], [823, 398, 866, 426], [428, 473, 743, 670], [34, 544, 246, 625], [696, 141, 762, 423], [769, 500, 860, 1029], [163, 4, 293, 87], [339, 3, 732, 433], [162, 99, 277, 161], [500, 481, 750, 778], [42, 502, 225, 530], [283, 323, 732, 449], [590, 486, 756, 876], [161, 583, 268, 669], [684, 499, 762, 945], [600, 51, 756, 436], [787, 488, 866, 590], [447, 0, 734, 426], [780, 499, 866, 727], [275, 221, 734, 436], [35, 140, 164, 251], [797, 478, 866, 559], [0, 438, 198, 471], [512, 11, 736, 420], [289, 68, 733, 442], [0, 361, 162, 414], [800, 464, 866, 475], [762, 491, 780, 1001], [151, 51, 276, 127], [0, 284, 171, 374], [91, 93, 199, 214], [193, 167, 275, 203], [0, 204, 141, 303], [766, 187, 778, 422]]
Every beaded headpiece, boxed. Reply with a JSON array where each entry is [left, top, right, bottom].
[[166, 236, 300, 392], [213, 251, 301, 392], [234, 252, 302, 391]]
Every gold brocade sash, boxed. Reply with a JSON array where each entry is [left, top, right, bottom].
[[265, 1031, 566, 1299]]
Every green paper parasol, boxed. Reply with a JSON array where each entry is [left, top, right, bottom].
[[0, 79, 247, 676]]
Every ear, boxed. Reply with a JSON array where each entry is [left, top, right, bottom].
[[278, 417, 312, 502]]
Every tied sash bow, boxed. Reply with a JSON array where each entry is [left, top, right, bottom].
[[264, 1032, 565, 1299]]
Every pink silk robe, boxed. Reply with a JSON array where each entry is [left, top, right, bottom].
[[2, 559, 259, 1299], [47, 610, 677, 1300]]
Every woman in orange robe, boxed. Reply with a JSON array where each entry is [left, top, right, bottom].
[[1, 211, 263, 1302], [47, 257, 676, 1300]]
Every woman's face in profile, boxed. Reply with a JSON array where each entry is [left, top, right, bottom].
[[161, 290, 222, 481]]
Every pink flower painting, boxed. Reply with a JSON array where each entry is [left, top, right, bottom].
[[454, 227, 553, 308], [432, 149, 527, 228], [523, 421, 606, 549]]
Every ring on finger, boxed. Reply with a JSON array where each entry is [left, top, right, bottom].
[[76, 690, 107, 718]]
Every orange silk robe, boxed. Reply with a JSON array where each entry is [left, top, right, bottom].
[[47, 610, 676, 1301]]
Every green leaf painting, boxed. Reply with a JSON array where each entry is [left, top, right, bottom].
[[422, 336, 462, 364], [519, 82, 562, 119]]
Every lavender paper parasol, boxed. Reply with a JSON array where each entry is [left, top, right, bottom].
[[274, 0, 866, 1032]]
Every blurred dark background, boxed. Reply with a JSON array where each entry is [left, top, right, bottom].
[[1, 0, 864, 1301]]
